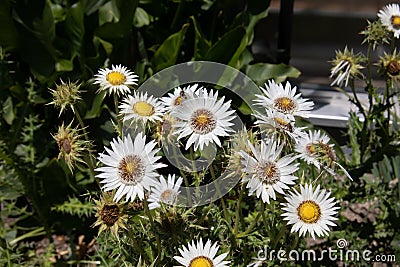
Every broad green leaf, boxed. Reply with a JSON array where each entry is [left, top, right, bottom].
[[133, 7, 152, 28], [151, 23, 189, 72], [204, 26, 246, 64], [98, 0, 120, 25], [2, 97, 14, 125], [245, 62, 301, 84], [190, 16, 211, 60], [229, 8, 269, 68], [55, 58, 74, 72], [84, 91, 106, 119], [65, 2, 85, 54], [0, 0, 19, 50], [32, 0, 56, 58], [96, 0, 138, 40]]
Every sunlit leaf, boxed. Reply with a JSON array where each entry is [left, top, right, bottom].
[[245, 62, 301, 84], [151, 23, 189, 71]]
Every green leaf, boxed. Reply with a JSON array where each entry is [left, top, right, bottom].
[[96, 0, 138, 41], [84, 91, 106, 119], [151, 23, 189, 72], [229, 8, 269, 68], [0, 0, 19, 50], [133, 7, 152, 28], [55, 58, 74, 72], [2, 97, 14, 125], [245, 62, 301, 84], [190, 16, 211, 60], [65, 1, 85, 54], [204, 26, 246, 64], [51, 196, 95, 218]]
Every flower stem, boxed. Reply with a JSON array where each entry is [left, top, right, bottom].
[[233, 184, 245, 236], [143, 198, 161, 264], [72, 105, 96, 180], [114, 94, 122, 136]]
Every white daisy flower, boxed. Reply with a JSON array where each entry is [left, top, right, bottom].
[[330, 47, 364, 88], [94, 64, 138, 96], [378, 3, 400, 38], [119, 91, 164, 124], [254, 80, 314, 119], [253, 109, 305, 141], [172, 89, 236, 150], [281, 183, 339, 239], [148, 174, 183, 210], [174, 238, 230, 267], [238, 139, 299, 204], [295, 130, 332, 170], [95, 133, 166, 202], [161, 84, 200, 111]]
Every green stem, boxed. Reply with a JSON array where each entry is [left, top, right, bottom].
[[125, 227, 148, 263], [260, 202, 271, 239], [272, 224, 286, 250], [209, 164, 235, 236], [233, 184, 245, 236], [143, 199, 161, 264], [72, 105, 96, 179], [237, 212, 261, 238], [114, 94, 122, 136]]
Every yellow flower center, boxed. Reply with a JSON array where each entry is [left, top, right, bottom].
[[106, 71, 126, 85], [297, 200, 321, 223], [174, 96, 183, 106], [160, 189, 175, 203], [190, 109, 216, 134], [391, 15, 400, 29], [133, 101, 155, 116], [274, 117, 293, 132], [273, 97, 297, 114], [189, 256, 214, 267], [306, 144, 316, 155]]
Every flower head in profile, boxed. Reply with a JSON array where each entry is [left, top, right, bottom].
[[254, 80, 314, 120], [94, 64, 138, 96], [281, 184, 339, 239], [253, 108, 305, 142], [295, 130, 352, 180], [161, 84, 200, 111], [93, 192, 127, 237], [48, 80, 81, 116], [172, 89, 236, 150], [239, 139, 299, 204], [174, 238, 230, 267], [95, 133, 166, 202], [148, 174, 183, 210], [52, 121, 91, 172], [330, 47, 365, 87], [119, 91, 164, 125], [378, 3, 400, 38]]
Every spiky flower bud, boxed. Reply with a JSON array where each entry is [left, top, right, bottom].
[[378, 49, 400, 80], [93, 193, 127, 237], [360, 20, 391, 50], [48, 80, 81, 116], [52, 121, 91, 172]]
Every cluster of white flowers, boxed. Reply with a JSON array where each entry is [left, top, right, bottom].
[[92, 65, 349, 266]]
